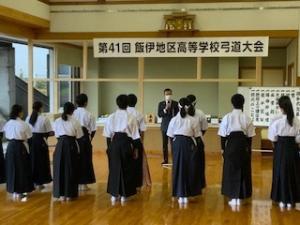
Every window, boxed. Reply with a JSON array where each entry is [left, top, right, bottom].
[[58, 64, 81, 108]]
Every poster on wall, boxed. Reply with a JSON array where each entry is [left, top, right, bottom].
[[93, 37, 269, 58], [248, 87, 300, 126]]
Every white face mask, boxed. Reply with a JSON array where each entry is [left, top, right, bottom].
[[165, 95, 172, 101]]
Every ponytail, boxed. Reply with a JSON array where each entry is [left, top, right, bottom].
[[62, 102, 75, 121], [180, 107, 187, 118], [187, 104, 195, 116], [278, 96, 294, 127], [29, 101, 43, 126]]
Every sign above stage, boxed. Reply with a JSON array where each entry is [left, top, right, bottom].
[[93, 37, 269, 58]]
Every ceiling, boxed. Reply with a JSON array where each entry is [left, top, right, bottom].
[[39, 0, 297, 5]]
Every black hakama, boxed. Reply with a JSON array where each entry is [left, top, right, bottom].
[[107, 132, 136, 197], [191, 138, 206, 190], [134, 139, 144, 188], [29, 133, 52, 185], [53, 136, 79, 198], [221, 131, 252, 199], [77, 127, 96, 185], [0, 135, 5, 184], [5, 140, 34, 194], [271, 136, 300, 204], [172, 135, 201, 197]]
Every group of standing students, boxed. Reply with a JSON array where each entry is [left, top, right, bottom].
[[0, 93, 151, 202], [158, 89, 300, 209], [0, 90, 300, 209]]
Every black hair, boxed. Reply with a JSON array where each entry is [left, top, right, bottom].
[[231, 94, 245, 110], [61, 102, 75, 121], [76, 93, 88, 107], [116, 94, 128, 110], [186, 94, 196, 105], [178, 97, 195, 118], [9, 104, 23, 120], [127, 94, 137, 107], [278, 95, 294, 127], [164, 88, 172, 94], [29, 101, 43, 126]]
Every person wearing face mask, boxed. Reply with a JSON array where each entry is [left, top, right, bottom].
[[157, 88, 179, 165]]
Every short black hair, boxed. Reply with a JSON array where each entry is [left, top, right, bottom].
[[231, 94, 245, 109], [76, 93, 88, 107], [127, 94, 137, 107], [164, 88, 172, 93], [186, 94, 196, 104], [116, 94, 128, 109], [9, 104, 23, 120]]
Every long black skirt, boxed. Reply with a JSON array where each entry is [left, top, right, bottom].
[[0, 137, 5, 184], [107, 133, 136, 197], [134, 139, 144, 188], [5, 140, 34, 194], [221, 132, 252, 199], [271, 136, 300, 204], [53, 136, 79, 198], [77, 128, 96, 184], [172, 135, 202, 197], [29, 133, 52, 185], [196, 138, 206, 189]]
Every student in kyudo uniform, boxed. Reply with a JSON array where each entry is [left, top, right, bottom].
[[103, 94, 140, 203], [0, 118, 6, 184], [127, 94, 151, 189], [26, 101, 54, 190], [4, 105, 34, 201], [268, 95, 300, 209], [167, 97, 202, 205], [186, 94, 208, 190], [53, 102, 83, 201], [73, 94, 96, 191], [218, 94, 255, 206]]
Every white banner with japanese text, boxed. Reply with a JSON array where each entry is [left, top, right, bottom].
[[93, 37, 269, 58]]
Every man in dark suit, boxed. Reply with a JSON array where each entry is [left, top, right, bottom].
[[157, 88, 179, 165]]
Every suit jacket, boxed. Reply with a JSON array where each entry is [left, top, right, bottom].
[[157, 100, 179, 132]]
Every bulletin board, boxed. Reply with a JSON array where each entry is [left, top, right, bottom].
[[238, 87, 300, 126]]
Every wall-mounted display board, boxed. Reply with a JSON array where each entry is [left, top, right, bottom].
[[238, 87, 300, 126]]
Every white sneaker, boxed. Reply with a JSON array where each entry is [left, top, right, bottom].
[[183, 197, 188, 204], [279, 202, 286, 208], [111, 196, 118, 202], [120, 196, 126, 202], [228, 199, 237, 206], [287, 203, 293, 209], [178, 197, 184, 204]]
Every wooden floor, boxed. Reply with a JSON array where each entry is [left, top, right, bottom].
[[0, 152, 300, 225]]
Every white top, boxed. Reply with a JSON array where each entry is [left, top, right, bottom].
[[195, 109, 208, 135], [103, 109, 140, 140], [268, 114, 300, 143], [25, 114, 53, 133], [127, 107, 146, 132], [4, 118, 32, 140], [53, 115, 83, 139], [0, 119, 6, 132], [218, 109, 255, 137], [167, 113, 202, 138], [73, 107, 96, 134]]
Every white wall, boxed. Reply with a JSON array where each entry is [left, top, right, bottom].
[[0, 0, 49, 20], [50, 2, 300, 32]]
